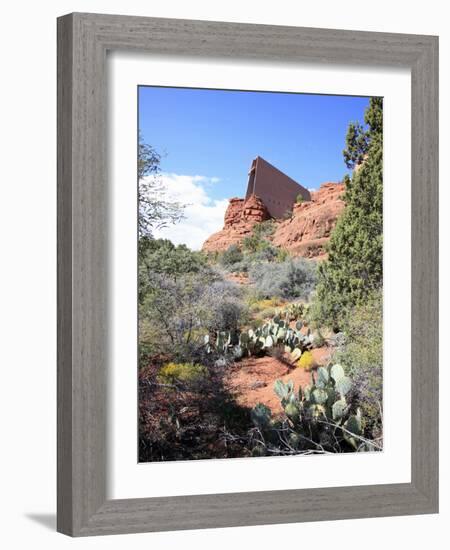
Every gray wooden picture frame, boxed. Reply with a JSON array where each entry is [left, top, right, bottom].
[[57, 12, 439, 537]]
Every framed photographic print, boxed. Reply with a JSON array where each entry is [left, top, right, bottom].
[[57, 13, 438, 536]]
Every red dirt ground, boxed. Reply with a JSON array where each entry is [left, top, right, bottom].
[[224, 346, 333, 414]]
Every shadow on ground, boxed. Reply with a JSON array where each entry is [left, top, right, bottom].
[[25, 513, 56, 531]]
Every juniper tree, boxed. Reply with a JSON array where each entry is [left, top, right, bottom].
[[342, 97, 383, 169], [343, 122, 369, 169], [313, 97, 383, 328]]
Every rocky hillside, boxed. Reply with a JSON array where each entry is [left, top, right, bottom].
[[202, 182, 345, 259], [272, 182, 345, 258]]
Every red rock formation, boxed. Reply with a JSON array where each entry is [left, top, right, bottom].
[[202, 183, 345, 259], [202, 195, 270, 253], [241, 194, 271, 224], [272, 182, 345, 259], [224, 198, 245, 227]]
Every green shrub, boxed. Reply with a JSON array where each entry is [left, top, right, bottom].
[[282, 302, 304, 320], [139, 238, 207, 276], [139, 269, 248, 362], [311, 329, 326, 348], [336, 291, 382, 375], [295, 194, 304, 204], [242, 220, 275, 254], [219, 244, 243, 267], [209, 294, 250, 332], [242, 234, 259, 253], [248, 297, 286, 314], [276, 248, 290, 262], [157, 362, 207, 385], [333, 290, 382, 437], [249, 258, 317, 300], [254, 307, 279, 321], [139, 238, 209, 304], [252, 219, 275, 238], [227, 260, 250, 274], [223, 245, 289, 274], [252, 243, 279, 263]]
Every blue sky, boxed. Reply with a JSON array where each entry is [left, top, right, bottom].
[[139, 87, 369, 195], [138, 87, 369, 249]]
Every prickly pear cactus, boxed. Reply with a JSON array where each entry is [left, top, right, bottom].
[[203, 309, 314, 365], [251, 403, 272, 428], [252, 363, 370, 454]]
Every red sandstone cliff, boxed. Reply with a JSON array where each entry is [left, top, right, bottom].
[[272, 182, 345, 258], [202, 194, 270, 252], [202, 182, 345, 258]]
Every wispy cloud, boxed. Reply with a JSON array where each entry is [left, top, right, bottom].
[[152, 173, 227, 250]]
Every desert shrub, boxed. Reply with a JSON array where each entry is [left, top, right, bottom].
[[139, 238, 210, 304], [282, 302, 304, 321], [248, 261, 283, 298], [226, 259, 250, 274], [202, 281, 250, 332], [252, 243, 279, 263], [337, 291, 382, 375], [311, 329, 326, 348], [279, 259, 317, 298], [249, 258, 317, 300], [219, 244, 243, 268], [224, 246, 290, 274], [242, 234, 258, 253], [304, 298, 324, 329], [139, 235, 250, 364], [242, 220, 275, 253], [295, 194, 304, 204], [334, 290, 382, 437], [347, 364, 382, 439], [253, 219, 275, 238], [254, 307, 279, 322], [243, 291, 261, 307], [157, 362, 207, 385], [248, 297, 285, 313], [297, 350, 315, 370], [276, 248, 290, 262], [139, 238, 208, 276], [140, 271, 211, 359], [140, 269, 248, 362]]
